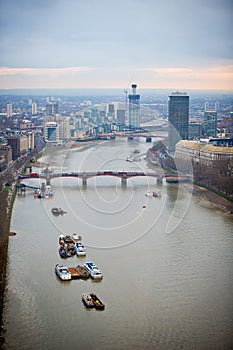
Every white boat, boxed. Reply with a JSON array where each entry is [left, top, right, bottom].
[[75, 241, 86, 256], [145, 190, 162, 198], [145, 191, 154, 198], [126, 156, 134, 162], [71, 233, 82, 243], [84, 262, 103, 279], [55, 264, 71, 280]]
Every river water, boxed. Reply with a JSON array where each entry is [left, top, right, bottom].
[[2, 139, 233, 350]]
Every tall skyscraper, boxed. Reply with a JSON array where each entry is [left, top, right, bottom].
[[7, 103, 12, 117], [204, 110, 217, 137], [128, 84, 140, 129], [108, 104, 115, 115], [168, 91, 189, 152], [31, 102, 37, 115]]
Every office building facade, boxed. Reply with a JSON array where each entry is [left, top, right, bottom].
[[203, 110, 217, 137], [168, 92, 189, 152], [117, 109, 126, 125], [44, 122, 59, 143]]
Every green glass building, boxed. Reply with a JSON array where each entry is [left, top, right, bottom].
[[168, 92, 189, 152]]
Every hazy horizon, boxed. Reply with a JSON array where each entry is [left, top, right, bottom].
[[0, 87, 232, 98]]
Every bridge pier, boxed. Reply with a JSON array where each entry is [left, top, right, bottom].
[[45, 164, 51, 186], [82, 173, 87, 187], [146, 137, 152, 142], [121, 177, 127, 187], [156, 177, 163, 185]]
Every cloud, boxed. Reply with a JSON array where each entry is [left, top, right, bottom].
[[0, 64, 232, 90], [143, 65, 233, 81], [0, 66, 92, 76]]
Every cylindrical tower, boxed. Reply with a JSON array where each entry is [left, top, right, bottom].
[[128, 84, 140, 129]]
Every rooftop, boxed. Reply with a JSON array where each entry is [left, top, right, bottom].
[[177, 140, 233, 153]]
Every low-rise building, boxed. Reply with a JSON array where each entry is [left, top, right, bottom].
[[175, 139, 233, 165]]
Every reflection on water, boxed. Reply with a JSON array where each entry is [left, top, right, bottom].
[[3, 140, 233, 350]]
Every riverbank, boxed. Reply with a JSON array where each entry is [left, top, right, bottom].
[[182, 183, 233, 214], [0, 183, 16, 347]]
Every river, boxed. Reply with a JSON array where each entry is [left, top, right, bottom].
[[2, 139, 233, 350]]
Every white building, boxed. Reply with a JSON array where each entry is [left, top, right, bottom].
[[31, 102, 37, 115]]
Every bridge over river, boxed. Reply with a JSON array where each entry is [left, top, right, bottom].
[[18, 170, 192, 187]]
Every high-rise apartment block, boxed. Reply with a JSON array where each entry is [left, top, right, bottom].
[[7, 103, 13, 117], [46, 99, 59, 116], [117, 109, 126, 125], [168, 91, 189, 152], [204, 110, 217, 137], [108, 104, 115, 115], [31, 102, 37, 115], [128, 84, 140, 129]]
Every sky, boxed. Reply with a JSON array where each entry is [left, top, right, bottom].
[[0, 0, 232, 91]]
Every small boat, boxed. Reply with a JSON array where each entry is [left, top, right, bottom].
[[67, 243, 76, 255], [152, 191, 162, 198], [51, 208, 67, 215], [126, 156, 134, 162], [145, 191, 154, 198], [90, 293, 105, 310], [145, 190, 162, 198], [68, 267, 82, 279], [55, 264, 71, 280], [34, 189, 41, 198], [75, 265, 90, 278], [59, 245, 67, 258], [82, 293, 95, 308], [84, 262, 103, 279], [75, 242, 86, 256], [59, 234, 65, 244], [71, 233, 82, 243], [63, 235, 74, 244]]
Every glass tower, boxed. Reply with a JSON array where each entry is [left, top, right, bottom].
[[168, 92, 189, 152], [204, 110, 217, 137]]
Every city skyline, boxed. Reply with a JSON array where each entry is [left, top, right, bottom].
[[0, 0, 232, 91]]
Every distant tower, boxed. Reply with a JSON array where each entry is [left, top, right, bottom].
[[117, 109, 126, 125], [46, 98, 59, 116], [204, 100, 209, 111], [168, 91, 189, 152], [204, 110, 217, 137], [7, 103, 12, 117], [215, 101, 220, 111], [128, 84, 140, 129], [108, 104, 115, 116], [31, 102, 37, 115]]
